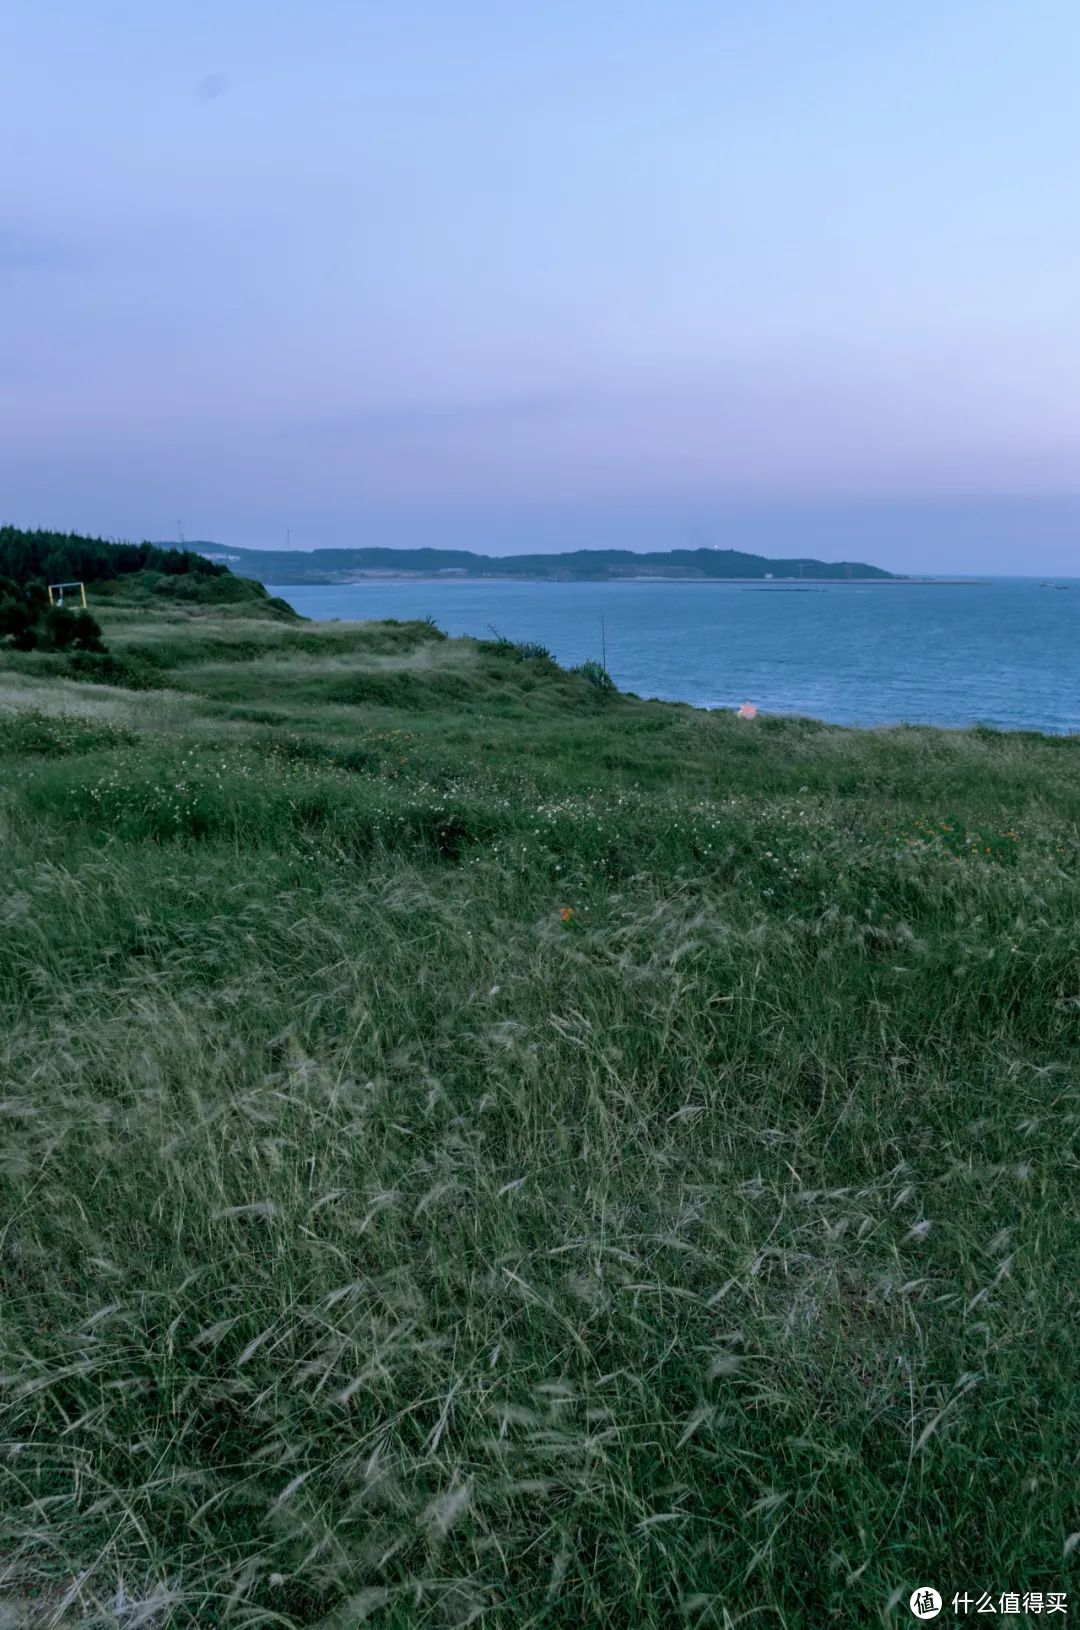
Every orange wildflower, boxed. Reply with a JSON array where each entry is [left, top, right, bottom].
[[560, 907, 575, 922]]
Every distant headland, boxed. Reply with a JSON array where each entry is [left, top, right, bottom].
[[176, 544, 902, 585]]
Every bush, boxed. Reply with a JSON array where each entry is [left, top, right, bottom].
[[573, 657, 617, 694], [0, 595, 105, 653], [476, 631, 556, 664], [0, 599, 36, 646], [40, 606, 105, 652], [517, 640, 556, 663]]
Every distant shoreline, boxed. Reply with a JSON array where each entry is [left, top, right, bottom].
[[261, 574, 992, 587]]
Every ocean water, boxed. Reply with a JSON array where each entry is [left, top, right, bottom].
[[268, 578, 1080, 734]]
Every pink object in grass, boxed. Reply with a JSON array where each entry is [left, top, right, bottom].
[[737, 702, 757, 719]]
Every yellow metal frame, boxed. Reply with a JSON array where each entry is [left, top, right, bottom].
[[47, 581, 88, 609]]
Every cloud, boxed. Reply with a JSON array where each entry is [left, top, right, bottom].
[[195, 73, 229, 102], [0, 227, 69, 277], [293, 392, 576, 441]]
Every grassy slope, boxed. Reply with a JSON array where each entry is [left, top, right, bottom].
[[1, 599, 1078, 1627]]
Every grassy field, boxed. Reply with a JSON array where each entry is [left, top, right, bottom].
[[1, 598, 1077, 1627]]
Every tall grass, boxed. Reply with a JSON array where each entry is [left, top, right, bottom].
[[1, 615, 1078, 1626]]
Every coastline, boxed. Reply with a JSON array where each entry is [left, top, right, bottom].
[[267, 575, 1074, 733], [260, 573, 991, 587]]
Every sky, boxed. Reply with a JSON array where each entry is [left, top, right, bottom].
[[2, 0, 1080, 572]]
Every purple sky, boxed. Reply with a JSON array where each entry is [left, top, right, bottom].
[[3, 1, 1080, 571]]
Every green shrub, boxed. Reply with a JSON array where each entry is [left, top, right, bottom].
[[572, 656, 617, 693], [0, 598, 106, 654], [517, 639, 556, 662], [474, 629, 555, 664], [0, 599, 37, 647], [41, 606, 105, 651]]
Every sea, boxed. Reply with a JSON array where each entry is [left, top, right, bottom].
[[267, 578, 1080, 735]]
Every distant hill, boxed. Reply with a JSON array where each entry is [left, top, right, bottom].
[[175, 544, 898, 584]]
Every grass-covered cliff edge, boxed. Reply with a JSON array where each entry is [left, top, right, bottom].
[[1, 584, 1077, 1626]]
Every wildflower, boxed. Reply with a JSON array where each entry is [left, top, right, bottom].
[[560, 907, 575, 922]]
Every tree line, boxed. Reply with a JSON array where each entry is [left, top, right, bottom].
[[0, 525, 225, 589], [0, 525, 224, 654]]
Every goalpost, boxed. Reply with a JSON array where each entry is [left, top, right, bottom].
[[47, 582, 88, 609]]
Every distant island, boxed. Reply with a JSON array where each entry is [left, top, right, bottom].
[[170, 543, 900, 585]]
